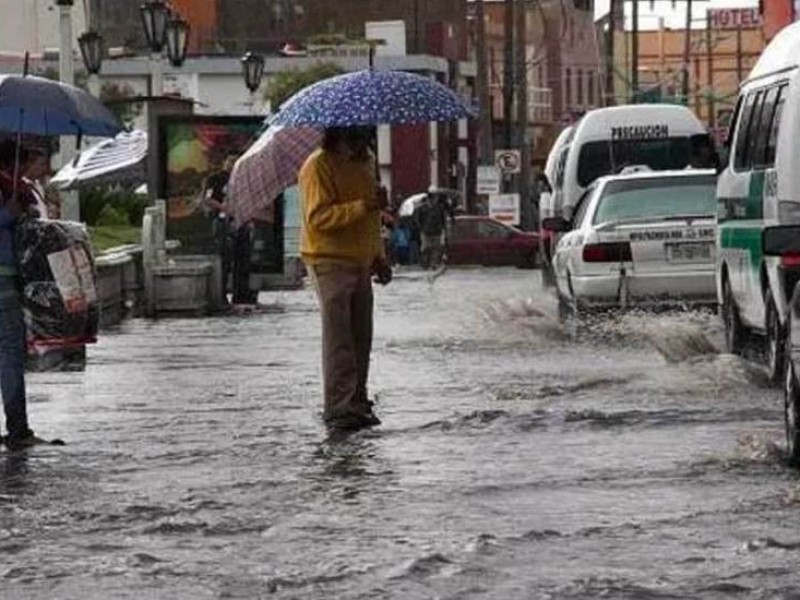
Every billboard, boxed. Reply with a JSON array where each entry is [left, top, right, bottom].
[[158, 115, 285, 275]]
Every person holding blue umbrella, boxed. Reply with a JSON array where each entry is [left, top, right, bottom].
[[275, 68, 474, 430], [299, 126, 392, 431], [0, 141, 56, 450], [0, 72, 120, 450]]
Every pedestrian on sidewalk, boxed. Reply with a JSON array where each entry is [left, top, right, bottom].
[[0, 140, 54, 450], [202, 155, 237, 303], [21, 146, 53, 220], [299, 126, 392, 431]]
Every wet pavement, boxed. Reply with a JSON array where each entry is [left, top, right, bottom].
[[2, 267, 799, 599]]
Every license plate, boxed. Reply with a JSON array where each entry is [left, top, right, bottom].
[[665, 242, 712, 262]]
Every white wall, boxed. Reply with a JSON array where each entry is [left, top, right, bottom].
[[0, 0, 86, 55]]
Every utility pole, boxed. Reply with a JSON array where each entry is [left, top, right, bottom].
[[605, 0, 617, 106], [631, 0, 639, 103], [475, 0, 493, 166], [56, 0, 80, 222], [706, 10, 714, 130], [681, 0, 693, 103], [515, 0, 531, 230], [503, 0, 515, 150]]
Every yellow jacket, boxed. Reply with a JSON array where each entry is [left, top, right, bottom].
[[298, 148, 383, 267]]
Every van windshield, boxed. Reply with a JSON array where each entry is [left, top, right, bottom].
[[577, 138, 695, 188], [592, 175, 717, 225]]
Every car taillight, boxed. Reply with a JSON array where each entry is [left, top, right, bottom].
[[781, 252, 800, 268], [583, 242, 632, 263]]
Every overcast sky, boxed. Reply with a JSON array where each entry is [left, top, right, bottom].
[[595, 0, 759, 29]]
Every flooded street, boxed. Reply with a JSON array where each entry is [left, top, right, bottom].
[[2, 267, 799, 599]]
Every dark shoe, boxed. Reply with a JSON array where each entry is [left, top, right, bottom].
[[326, 411, 381, 431], [5, 433, 64, 451]]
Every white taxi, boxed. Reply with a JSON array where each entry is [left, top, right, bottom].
[[545, 169, 718, 319]]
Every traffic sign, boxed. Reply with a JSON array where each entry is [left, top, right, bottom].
[[489, 193, 521, 226], [476, 165, 501, 195], [495, 149, 521, 174]]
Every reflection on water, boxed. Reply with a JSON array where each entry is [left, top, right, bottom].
[[0, 268, 796, 599]]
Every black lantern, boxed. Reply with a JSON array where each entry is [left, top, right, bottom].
[[140, 0, 169, 53], [78, 30, 104, 75], [165, 15, 190, 67], [241, 52, 265, 93]]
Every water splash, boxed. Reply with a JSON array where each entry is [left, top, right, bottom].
[[478, 298, 565, 343], [611, 311, 719, 363]]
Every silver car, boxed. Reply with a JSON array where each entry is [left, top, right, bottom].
[[545, 169, 718, 319]]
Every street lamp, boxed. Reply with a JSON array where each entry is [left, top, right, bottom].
[[165, 15, 190, 68], [241, 52, 265, 93], [140, 0, 169, 53], [78, 30, 104, 97], [241, 52, 265, 113], [140, 0, 169, 95]]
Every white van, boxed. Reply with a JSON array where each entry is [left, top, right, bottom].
[[539, 125, 573, 286], [540, 104, 714, 280], [717, 21, 800, 384]]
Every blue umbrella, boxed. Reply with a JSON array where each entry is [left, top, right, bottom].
[[0, 74, 122, 137], [269, 69, 477, 128]]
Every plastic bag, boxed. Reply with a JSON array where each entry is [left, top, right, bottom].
[[15, 219, 99, 353]]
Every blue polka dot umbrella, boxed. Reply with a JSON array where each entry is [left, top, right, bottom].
[[269, 69, 477, 128]]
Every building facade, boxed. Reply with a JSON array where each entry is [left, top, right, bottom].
[[0, 0, 87, 57], [620, 7, 766, 142], [477, 0, 600, 165]]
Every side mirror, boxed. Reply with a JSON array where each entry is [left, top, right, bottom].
[[541, 216, 571, 233], [537, 175, 553, 194], [763, 225, 800, 256]]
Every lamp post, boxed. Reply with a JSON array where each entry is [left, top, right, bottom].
[[241, 52, 265, 113], [165, 14, 190, 67], [55, 0, 80, 221], [140, 0, 169, 95], [78, 30, 104, 97]]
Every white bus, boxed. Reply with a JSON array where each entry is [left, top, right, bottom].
[[717, 21, 800, 386]]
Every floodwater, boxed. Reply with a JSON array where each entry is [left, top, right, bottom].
[[2, 267, 798, 599]]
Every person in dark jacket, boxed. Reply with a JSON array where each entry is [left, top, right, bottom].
[[0, 140, 52, 450]]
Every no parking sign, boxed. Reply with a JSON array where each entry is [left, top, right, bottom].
[[495, 149, 521, 174]]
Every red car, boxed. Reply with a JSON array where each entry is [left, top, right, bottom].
[[447, 216, 539, 268]]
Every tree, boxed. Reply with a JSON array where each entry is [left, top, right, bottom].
[[265, 63, 344, 110]]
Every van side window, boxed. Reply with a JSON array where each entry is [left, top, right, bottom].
[[733, 92, 758, 171], [765, 85, 787, 167], [554, 147, 569, 190], [745, 91, 766, 169], [753, 87, 779, 169]]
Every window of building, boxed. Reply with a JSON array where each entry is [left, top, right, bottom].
[[577, 69, 583, 106], [587, 72, 595, 107], [565, 68, 572, 108]]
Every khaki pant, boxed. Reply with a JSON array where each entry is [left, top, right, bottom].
[[309, 262, 374, 421]]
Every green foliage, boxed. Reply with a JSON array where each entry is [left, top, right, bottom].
[[79, 187, 149, 227], [95, 203, 129, 226], [88, 225, 142, 253], [265, 62, 344, 109]]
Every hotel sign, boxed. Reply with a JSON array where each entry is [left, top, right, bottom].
[[708, 8, 763, 29]]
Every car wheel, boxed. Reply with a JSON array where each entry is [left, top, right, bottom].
[[765, 288, 786, 385], [722, 276, 744, 355], [557, 293, 572, 324], [785, 349, 800, 467]]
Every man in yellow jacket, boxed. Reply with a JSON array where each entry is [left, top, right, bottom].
[[299, 126, 392, 430]]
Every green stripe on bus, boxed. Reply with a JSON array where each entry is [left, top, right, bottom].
[[719, 221, 763, 272], [747, 171, 765, 220]]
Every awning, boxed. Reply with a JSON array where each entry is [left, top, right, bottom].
[[51, 130, 148, 190]]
